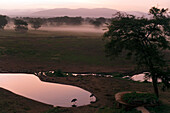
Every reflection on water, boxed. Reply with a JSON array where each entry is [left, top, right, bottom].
[[36, 71, 113, 78], [131, 72, 162, 82], [0, 73, 96, 107]]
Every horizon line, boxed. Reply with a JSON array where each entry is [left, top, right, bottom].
[[0, 7, 148, 13]]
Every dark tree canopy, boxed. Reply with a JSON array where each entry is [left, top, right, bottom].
[[10, 16, 109, 28], [0, 15, 8, 29], [29, 19, 43, 30], [104, 7, 170, 97], [91, 20, 102, 28], [96, 17, 106, 24], [14, 19, 28, 32], [47, 16, 83, 26], [89, 17, 106, 28]]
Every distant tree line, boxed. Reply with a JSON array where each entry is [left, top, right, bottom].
[[14, 19, 28, 32], [0, 15, 8, 30], [0, 15, 111, 32], [88, 17, 107, 28], [47, 16, 83, 25]]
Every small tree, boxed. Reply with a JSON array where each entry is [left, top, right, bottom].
[[91, 20, 102, 28], [0, 15, 8, 30], [29, 18, 43, 30], [104, 7, 170, 98], [14, 19, 28, 32], [96, 17, 106, 24]]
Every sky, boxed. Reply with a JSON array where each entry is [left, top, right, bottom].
[[0, 0, 170, 12]]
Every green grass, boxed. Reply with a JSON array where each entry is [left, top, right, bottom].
[[0, 29, 103, 38], [96, 107, 141, 113], [45, 70, 67, 77], [0, 30, 137, 69], [44, 107, 68, 113], [146, 104, 170, 113], [0, 29, 169, 72], [122, 92, 158, 105]]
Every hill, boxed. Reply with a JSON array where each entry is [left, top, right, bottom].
[[0, 8, 149, 18]]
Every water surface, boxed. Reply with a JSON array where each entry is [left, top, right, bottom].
[[131, 72, 162, 82], [0, 73, 95, 107]]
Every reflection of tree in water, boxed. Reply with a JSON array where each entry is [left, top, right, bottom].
[[90, 94, 95, 103], [144, 72, 150, 82], [71, 98, 77, 107]]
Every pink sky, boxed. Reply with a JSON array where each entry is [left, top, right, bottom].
[[0, 0, 169, 12]]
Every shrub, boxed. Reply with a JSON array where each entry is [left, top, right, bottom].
[[14, 19, 28, 32], [45, 70, 66, 77], [97, 107, 141, 113], [44, 107, 67, 113], [122, 92, 158, 105]]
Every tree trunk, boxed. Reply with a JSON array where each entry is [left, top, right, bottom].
[[152, 75, 159, 98]]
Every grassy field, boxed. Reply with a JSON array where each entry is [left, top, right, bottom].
[[0, 29, 138, 73], [0, 29, 170, 113]]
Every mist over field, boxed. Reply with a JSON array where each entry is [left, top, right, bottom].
[[39, 25, 105, 33], [4, 16, 108, 34], [5, 23, 105, 33]]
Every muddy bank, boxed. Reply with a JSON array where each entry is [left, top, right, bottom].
[[37, 75, 155, 113], [0, 88, 52, 113]]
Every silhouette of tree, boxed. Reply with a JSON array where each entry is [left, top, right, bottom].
[[14, 19, 28, 32], [91, 20, 102, 28], [47, 16, 83, 26], [29, 18, 43, 30], [96, 17, 106, 24], [0, 15, 8, 30], [104, 7, 170, 98]]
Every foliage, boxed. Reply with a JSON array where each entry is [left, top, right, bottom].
[[89, 19, 102, 28], [97, 107, 141, 113], [122, 92, 158, 105], [48, 16, 83, 25], [104, 7, 170, 97], [112, 72, 125, 78], [146, 104, 170, 113], [8, 16, 110, 28], [44, 107, 68, 113], [0, 15, 8, 29], [45, 70, 67, 77], [88, 17, 106, 28], [67, 73, 74, 77], [14, 19, 28, 32], [96, 17, 106, 24], [29, 18, 43, 30]]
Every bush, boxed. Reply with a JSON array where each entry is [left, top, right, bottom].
[[67, 73, 74, 77], [97, 107, 141, 113], [14, 19, 28, 32], [113, 73, 125, 78], [0, 15, 8, 29], [146, 104, 170, 113], [44, 107, 67, 113], [45, 70, 66, 77], [122, 92, 158, 105]]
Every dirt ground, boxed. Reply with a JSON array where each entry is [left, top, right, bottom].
[[0, 88, 52, 113]]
